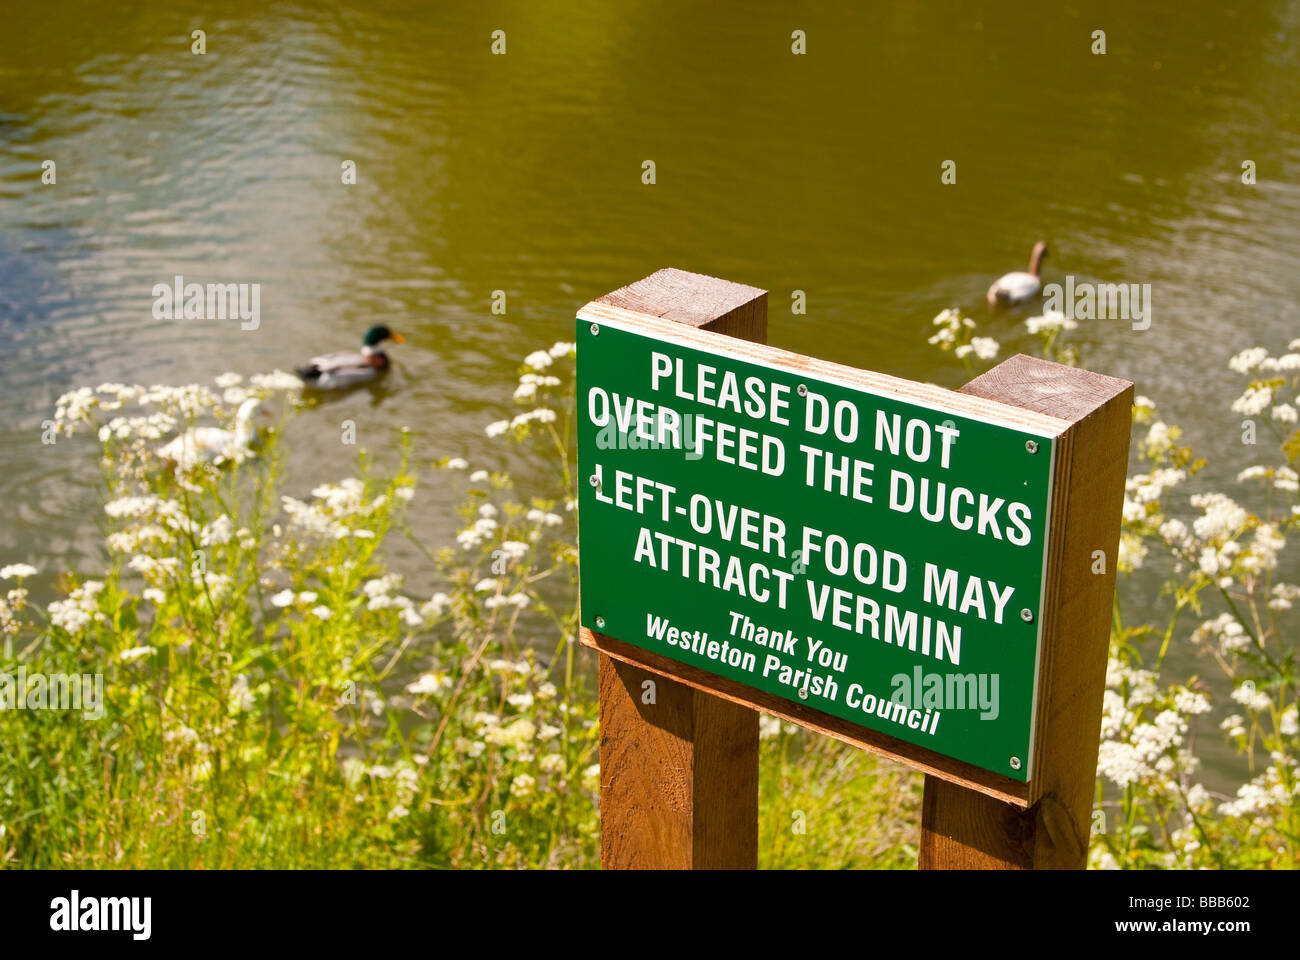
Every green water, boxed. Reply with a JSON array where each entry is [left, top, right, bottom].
[[2, 0, 1298, 790]]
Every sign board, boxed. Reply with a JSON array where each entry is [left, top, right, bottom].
[[576, 310, 1061, 782]]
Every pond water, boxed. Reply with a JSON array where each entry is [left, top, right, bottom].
[[2, 0, 1298, 791]]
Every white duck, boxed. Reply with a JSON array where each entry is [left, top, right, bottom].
[[987, 241, 1048, 305], [156, 397, 267, 470]]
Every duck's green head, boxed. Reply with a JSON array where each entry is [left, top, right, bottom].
[[362, 325, 405, 347]]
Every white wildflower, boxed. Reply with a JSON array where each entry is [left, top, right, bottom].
[[199, 514, 234, 547], [229, 674, 255, 712], [420, 593, 451, 618], [406, 672, 452, 695], [1026, 310, 1078, 335], [539, 754, 565, 774], [1269, 583, 1300, 611], [1190, 493, 1248, 541], [522, 350, 553, 370], [1227, 346, 1268, 374], [1173, 691, 1211, 715], [1231, 684, 1272, 713], [1230, 384, 1272, 417]]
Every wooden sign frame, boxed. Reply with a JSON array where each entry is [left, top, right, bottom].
[[577, 268, 1132, 869]]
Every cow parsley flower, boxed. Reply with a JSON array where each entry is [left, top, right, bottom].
[[270, 589, 296, 607], [1227, 346, 1268, 374], [522, 350, 553, 370], [406, 672, 452, 695], [539, 754, 565, 774], [1231, 684, 1272, 712], [1026, 310, 1078, 334], [1230, 384, 1272, 417], [420, 593, 451, 618]]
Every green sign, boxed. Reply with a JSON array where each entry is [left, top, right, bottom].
[[576, 316, 1055, 781]]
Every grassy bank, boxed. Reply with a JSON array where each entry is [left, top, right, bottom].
[[1, 321, 1295, 868]]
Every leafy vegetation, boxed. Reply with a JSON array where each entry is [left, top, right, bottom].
[[2, 318, 1295, 868]]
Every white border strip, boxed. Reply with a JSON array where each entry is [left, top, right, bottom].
[[1021, 435, 1056, 782]]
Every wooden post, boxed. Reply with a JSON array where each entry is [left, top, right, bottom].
[[592, 268, 766, 869], [919, 354, 1133, 869]]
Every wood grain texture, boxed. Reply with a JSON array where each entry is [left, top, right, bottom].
[[598, 656, 759, 868], [590, 269, 763, 870], [594, 267, 767, 339], [919, 354, 1133, 869]]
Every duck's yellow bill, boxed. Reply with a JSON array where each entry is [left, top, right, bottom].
[[391, 332, 405, 343]]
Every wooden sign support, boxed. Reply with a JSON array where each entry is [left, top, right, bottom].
[[592, 269, 766, 869], [920, 356, 1132, 868], [579, 269, 1132, 870]]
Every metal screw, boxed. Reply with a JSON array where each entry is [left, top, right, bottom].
[[798, 685, 809, 700], [595, 615, 606, 629], [1010, 757, 1022, 770], [590, 323, 600, 335], [797, 383, 808, 397], [1020, 608, 1034, 623], [589, 474, 599, 487], [1025, 439, 1039, 454]]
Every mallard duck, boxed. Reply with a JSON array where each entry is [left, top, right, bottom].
[[156, 397, 268, 469], [295, 325, 405, 390], [987, 241, 1048, 305]]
